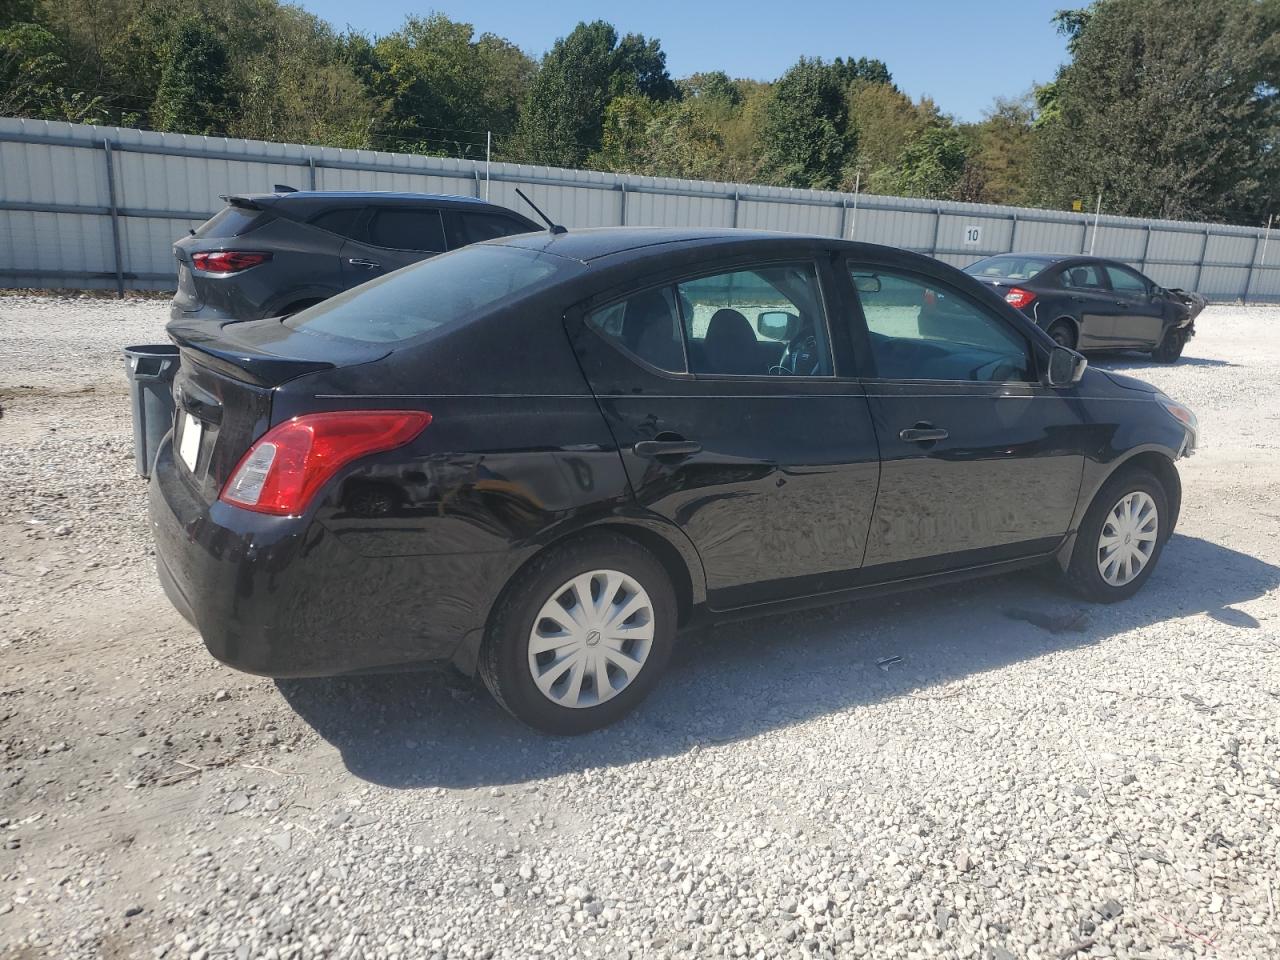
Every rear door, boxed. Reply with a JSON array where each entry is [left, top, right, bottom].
[[1054, 262, 1117, 348], [565, 256, 881, 609], [839, 260, 1084, 577], [1104, 263, 1164, 347], [339, 206, 446, 285]]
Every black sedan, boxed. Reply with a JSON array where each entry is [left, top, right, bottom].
[[961, 253, 1204, 362], [151, 228, 1198, 734]]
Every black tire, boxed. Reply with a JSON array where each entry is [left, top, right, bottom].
[[1064, 467, 1169, 603], [1151, 327, 1186, 363], [479, 532, 677, 734], [1047, 320, 1077, 349]]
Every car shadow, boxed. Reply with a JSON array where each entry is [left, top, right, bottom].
[[277, 534, 1278, 789], [1089, 351, 1235, 369]]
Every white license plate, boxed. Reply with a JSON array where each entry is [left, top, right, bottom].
[[178, 413, 202, 472]]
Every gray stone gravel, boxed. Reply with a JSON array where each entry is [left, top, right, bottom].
[[1, 295, 1279, 960]]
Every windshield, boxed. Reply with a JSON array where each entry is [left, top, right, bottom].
[[964, 255, 1055, 281], [285, 245, 566, 344]]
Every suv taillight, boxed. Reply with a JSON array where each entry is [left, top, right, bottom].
[[1005, 287, 1036, 309], [220, 411, 432, 516], [191, 251, 273, 273]]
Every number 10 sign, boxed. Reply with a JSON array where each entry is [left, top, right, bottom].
[[963, 225, 982, 246]]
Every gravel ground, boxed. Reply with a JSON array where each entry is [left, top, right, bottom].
[[1, 295, 1279, 960]]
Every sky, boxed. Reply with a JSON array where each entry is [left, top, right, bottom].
[[294, 0, 1072, 122]]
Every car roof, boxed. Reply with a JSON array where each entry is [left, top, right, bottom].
[[491, 226, 825, 263], [235, 190, 489, 204]]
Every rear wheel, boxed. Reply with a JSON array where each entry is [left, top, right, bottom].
[[1064, 468, 1169, 602], [479, 533, 676, 734], [1151, 326, 1186, 363], [1047, 320, 1077, 349]]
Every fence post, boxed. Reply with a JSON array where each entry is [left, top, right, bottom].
[[1139, 225, 1152, 273], [839, 199, 849, 241], [619, 183, 627, 226], [1078, 219, 1089, 254], [1008, 213, 1018, 253], [473, 169, 482, 198], [929, 208, 941, 256], [732, 191, 740, 228], [308, 155, 317, 190], [1192, 229, 1210, 292], [1242, 233, 1261, 304], [102, 140, 125, 299]]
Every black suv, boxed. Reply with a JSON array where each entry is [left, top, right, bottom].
[[170, 191, 539, 323]]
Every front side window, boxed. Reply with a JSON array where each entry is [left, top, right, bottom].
[[1059, 263, 1108, 290], [677, 263, 833, 377], [367, 208, 445, 252], [1105, 264, 1148, 295], [449, 212, 534, 247], [850, 266, 1031, 382]]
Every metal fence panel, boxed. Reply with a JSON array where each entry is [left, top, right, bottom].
[[1, 117, 1277, 300]]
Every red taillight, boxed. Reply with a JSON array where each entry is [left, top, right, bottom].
[[220, 411, 432, 516], [191, 251, 272, 273], [1005, 287, 1037, 309]]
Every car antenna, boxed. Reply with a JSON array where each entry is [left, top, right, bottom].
[[515, 188, 567, 235]]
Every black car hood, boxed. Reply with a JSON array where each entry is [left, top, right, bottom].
[[1097, 368, 1161, 394]]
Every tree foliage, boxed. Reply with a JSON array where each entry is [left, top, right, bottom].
[[1033, 0, 1280, 222], [0, 3, 1274, 224]]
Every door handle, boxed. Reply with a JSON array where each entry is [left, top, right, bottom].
[[1114, 300, 1127, 306], [899, 425, 949, 443], [348, 258, 381, 270], [633, 439, 702, 458], [1070, 295, 1086, 302]]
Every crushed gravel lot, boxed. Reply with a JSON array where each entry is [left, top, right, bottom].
[[1, 295, 1279, 960]]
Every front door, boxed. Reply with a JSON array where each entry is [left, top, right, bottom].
[[841, 261, 1085, 578], [565, 258, 881, 609], [1104, 263, 1165, 348]]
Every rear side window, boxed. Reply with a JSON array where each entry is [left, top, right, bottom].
[[587, 288, 687, 373], [367, 208, 445, 252], [285, 245, 565, 344], [448, 212, 534, 248], [1060, 264, 1107, 290], [194, 205, 265, 239], [309, 207, 365, 241]]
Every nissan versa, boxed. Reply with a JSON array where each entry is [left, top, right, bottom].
[[151, 228, 1198, 734]]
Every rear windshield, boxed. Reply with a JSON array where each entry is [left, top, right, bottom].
[[194, 204, 266, 239], [964, 255, 1055, 281], [284, 244, 566, 344]]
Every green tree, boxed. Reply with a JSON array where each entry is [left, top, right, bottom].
[[0, 22, 105, 120], [514, 20, 676, 167], [893, 125, 972, 199], [969, 94, 1035, 205], [846, 81, 940, 189], [1032, 0, 1280, 221], [759, 57, 854, 189], [150, 19, 236, 135], [590, 94, 725, 180]]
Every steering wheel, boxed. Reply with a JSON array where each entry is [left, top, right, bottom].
[[773, 328, 822, 376]]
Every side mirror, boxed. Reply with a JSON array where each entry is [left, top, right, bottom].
[[1046, 345, 1087, 387], [756, 310, 799, 341], [852, 274, 882, 294]]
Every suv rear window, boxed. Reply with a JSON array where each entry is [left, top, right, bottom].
[[194, 205, 265, 239], [284, 245, 566, 344], [964, 256, 1055, 281], [367, 208, 445, 252]]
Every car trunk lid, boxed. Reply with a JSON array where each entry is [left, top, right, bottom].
[[168, 318, 390, 499]]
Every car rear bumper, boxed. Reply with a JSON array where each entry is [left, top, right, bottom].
[[148, 436, 501, 677]]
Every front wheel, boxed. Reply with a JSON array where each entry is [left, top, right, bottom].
[[1151, 327, 1187, 363], [1047, 320, 1077, 349], [479, 533, 677, 734], [1064, 468, 1169, 602]]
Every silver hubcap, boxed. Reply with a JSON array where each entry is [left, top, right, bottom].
[[527, 569, 655, 709], [1097, 491, 1158, 587]]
